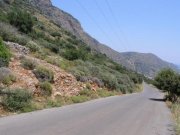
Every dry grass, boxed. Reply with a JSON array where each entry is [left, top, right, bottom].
[[172, 102, 180, 135], [134, 84, 143, 93], [167, 101, 180, 135]]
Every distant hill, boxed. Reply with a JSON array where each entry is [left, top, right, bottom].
[[116, 52, 179, 78]]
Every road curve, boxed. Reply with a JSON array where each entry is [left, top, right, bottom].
[[0, 84, 174, 135]]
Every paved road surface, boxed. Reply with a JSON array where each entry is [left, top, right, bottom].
[[0, 84, 174, 135]]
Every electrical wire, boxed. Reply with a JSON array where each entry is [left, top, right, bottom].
[[76, 0, 116, 45], [105, 0, 130, 51], [94, 0, 126, 49]]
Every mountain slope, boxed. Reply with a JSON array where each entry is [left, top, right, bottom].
[[20, 0, 178, 77], [118, 52, 178, 77]]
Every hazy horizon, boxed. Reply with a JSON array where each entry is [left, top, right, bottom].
[[52, 0, 180, 65]]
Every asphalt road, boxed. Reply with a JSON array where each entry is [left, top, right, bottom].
[[0, 83, 174, 135]]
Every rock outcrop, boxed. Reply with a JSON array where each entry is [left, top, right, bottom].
[[8, 53, 86, 97], [4, 41, 29, 55]]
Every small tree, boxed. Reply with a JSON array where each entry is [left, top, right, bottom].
[[155, 69, 180, 101], [8, 9, 35, 33]]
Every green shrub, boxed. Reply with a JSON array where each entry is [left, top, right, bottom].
[[51, 32, 61, 37], [79, 89, 92, 96], [100, 73, 118, 90], [62, 49, 79, 61], [8, 9, 35, 33], [2, 89, 32, 111], [40, 40, 60, 54], [96, 89, 116, 97], [79, 89, 98, 99], [27, 41, 40, 52], [21, 58, 37, 70], [0, 67, 13, 81], [71, 95, 89, 103], [0, 22, 29, 45], [33, 51, 47, 60], [14, 35, 30, 46], [34, 66, 54, 82], [21, 103, 37, 113], [0, 22, 16, 42], [2, 74, 16, 85], [45, 57, 61, 67], [0, 37, 11, 67], [0, 10, 8, 22], [46, 99, 61, 108], [116, 84, 127, 94], [62, 48, 89, 61], [86, 83, 91, 90], [39, 81, 52, 96]]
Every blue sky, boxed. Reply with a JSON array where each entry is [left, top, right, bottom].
[[52, 0, 180, 65]]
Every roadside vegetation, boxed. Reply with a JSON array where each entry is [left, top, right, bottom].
[[154, 69, 180, 135], [0, 87, 119, 113]]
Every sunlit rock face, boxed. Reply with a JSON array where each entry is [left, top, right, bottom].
[[28, 0, 52, 7]]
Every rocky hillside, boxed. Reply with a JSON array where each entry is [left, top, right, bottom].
[[15, 0, 177, 77]]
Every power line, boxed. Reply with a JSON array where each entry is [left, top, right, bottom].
[[94, 0, 126, 49], [105, 0, 130, 50], [76, 0, 116, 45]]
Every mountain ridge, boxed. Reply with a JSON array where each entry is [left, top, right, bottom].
[[38, 0, 179, 77], [2, 0, 179, 77]]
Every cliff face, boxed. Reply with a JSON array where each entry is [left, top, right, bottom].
[[29, 0, 52, 6], [5, 0, 178, 77]]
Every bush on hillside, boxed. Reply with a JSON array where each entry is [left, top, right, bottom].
[[27, 41, 40, 52], [39, 81, 52, 96], [71, 95, 89, 103], [0, 37, 11, 67], [0, 67, 12, 81], [21, 58, 37, 70], [62, 49, 80, 61], [2, 74, 16, 86], [33, 66, 54, 83], [100, 73, 118, 90], [0, 67, 16, 85], [62, 45, 90, 61], [2, 89, 32, 111], [45, 57, 61, 67], [129, 73, 143, 84], [0, 9, 8, 22], [8, 9, 35, 33], [0, 22, 30, 45]]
